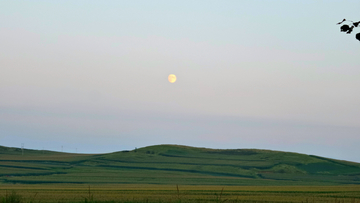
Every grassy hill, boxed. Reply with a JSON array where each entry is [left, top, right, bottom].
[[0, 144, 360, 185]]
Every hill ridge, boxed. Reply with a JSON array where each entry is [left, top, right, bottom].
[[1, 144, 360, 185], [1, 143, 357, 163]]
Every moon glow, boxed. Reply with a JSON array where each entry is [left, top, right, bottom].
[[168, 74, 177, 83]]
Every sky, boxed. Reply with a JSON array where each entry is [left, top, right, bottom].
[[1, 1, 360, 162]]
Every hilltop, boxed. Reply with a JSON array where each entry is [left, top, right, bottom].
[[0, 144, 359, 185]]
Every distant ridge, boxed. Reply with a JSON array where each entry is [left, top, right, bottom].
[[0, 144, 359, 185]]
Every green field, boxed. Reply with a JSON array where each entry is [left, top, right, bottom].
[[1, 185, 360, 203], [1, 144, 360, 185]]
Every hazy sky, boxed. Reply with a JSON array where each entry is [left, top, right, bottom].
[[1, 1, 360, 162]]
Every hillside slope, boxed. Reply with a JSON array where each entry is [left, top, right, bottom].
[[0, 144, 359, 185]]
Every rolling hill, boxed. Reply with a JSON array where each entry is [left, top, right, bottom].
[[0, 144, 360, 185]]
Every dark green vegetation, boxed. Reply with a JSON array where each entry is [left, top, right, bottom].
[[1, 145, 360, 185]]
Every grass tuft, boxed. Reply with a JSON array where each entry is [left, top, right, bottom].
[[1, 191, 22, 203]]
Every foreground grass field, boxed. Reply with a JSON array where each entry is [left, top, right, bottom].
[[1, 184, 360, 203], [1, 145, 360, 185]]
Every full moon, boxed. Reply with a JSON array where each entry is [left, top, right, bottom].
[[168, 74, 177, 83]]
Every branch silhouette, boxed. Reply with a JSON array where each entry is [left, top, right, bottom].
[[337, 19, 360, 41]]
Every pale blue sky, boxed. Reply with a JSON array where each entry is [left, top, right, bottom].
[[1, 1, 360, 162]]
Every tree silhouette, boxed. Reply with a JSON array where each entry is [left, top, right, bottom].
[[337, 19, 360, 41]]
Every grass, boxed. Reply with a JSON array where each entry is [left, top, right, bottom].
[[0, 144, 360, 185], [0, 191, 22, 203], [1, 185, 360, 203]]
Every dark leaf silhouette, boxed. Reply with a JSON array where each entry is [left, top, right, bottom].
[[340, 24, 350, 32], [356, 33, 360, 41], [347, 26, 354, 34], [337, 19, 360, 42], [337, 19, 346, 24]]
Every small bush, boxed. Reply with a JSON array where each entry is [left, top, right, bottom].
[[1, 191, 22, 203]]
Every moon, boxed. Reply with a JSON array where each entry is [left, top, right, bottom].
[[168, 74, 177, 83]]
